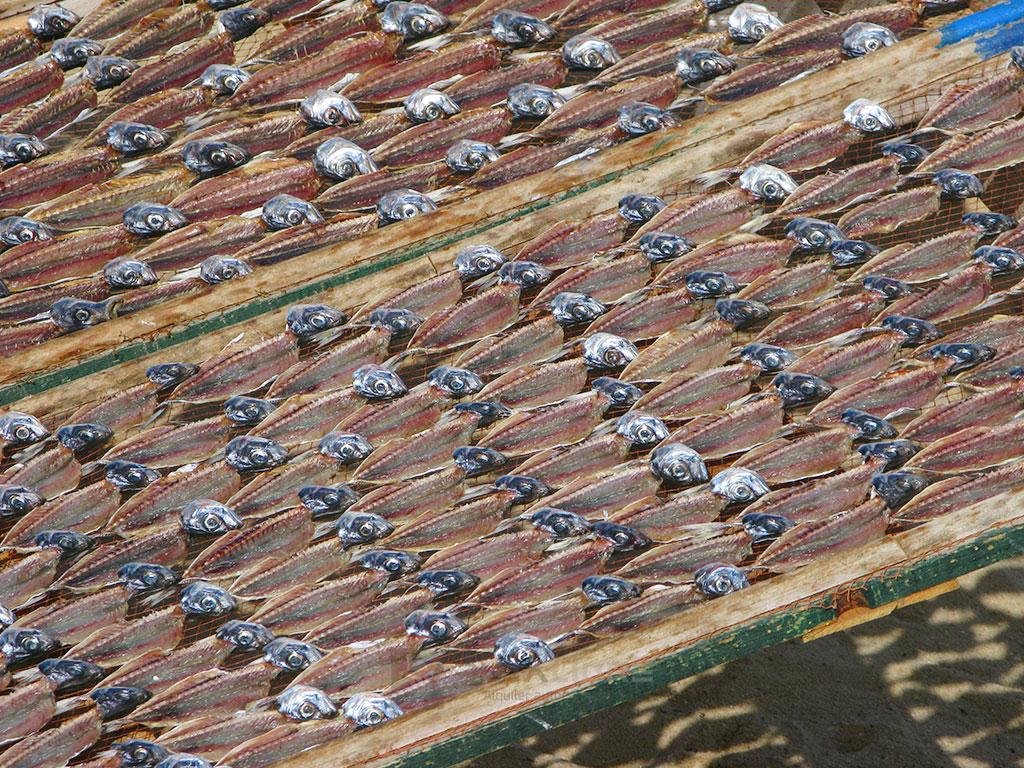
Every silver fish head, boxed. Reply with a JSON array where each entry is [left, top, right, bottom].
[[353, 364, 407, 400], [880, 315, 942, 346], [675, 48, 735, 85], [104, 256, 157, 289], [454, 244, 506, 280], [862, 275, 911, 300], [153, 754, 213, 768], [615, 412, 669, 447], [638, 231, 695, 262], [0, 484, 45, 516], [592, 376, 642, 407], [507, 83, 566, 118], [829, 238, 879, 267], [784, 217, 845, 251], [34, 530, 94, 555], [694, 562, 748, 597], [710, 466, 770, 502], [772, 371, 835, 407], [84, 55, 138, 89], [342, 693, 403, 727], [962, 211, 1016, 235], [841, 22, 898, 57], [199, 254, 253, 284], [318, 432, 374, 464], [298, 484, 359, 514], [50, 37, 102, 69], [180, 581, 237, 615], [427, 364, 484, 396], [198, 64, 250, 95], [617, 102, 677, 135], [0, 626, 58, 662], [123, 202, 188, 236], [218, 6, 270, 40], [56, 422, 113, 453], [287, 304, 348, 337], [582, 333, 639, 369], [27, 4, 79, 39], [715, 298, 770, 328], [106, 122, 169, 155], [413, 569, 479, 595], [314, 137, 378, 181], [405, 609, 467, 644], [336, 510, 395, 547], [0, 133, 48, 167], [872, 471, 930, 510], [38, 658, 106, 691], [880, 142, 928, 171], [0, 215, 52, 245], [530, 507, 591, 538], [618, 192, 666, 223], [933, 169, 983, 199], [591, 520, 650, 551], [118, 562, 178, 591], [929, 342, 997, 373], [562, 34, 619, 69], [650, 442, 709, 486], [858, 439, 920, 471], [840, 409, 898, 441], [216, 619, 274, 651], [224, 436, 289, 472], [114, 740, 171, 768], [146, 362, 199, 391], [0, 411, 49, 445], [265, 641, 324, 673], [368, 307, 425, 333], [494, 632, 555, 671], [0, 604, 15, 627], [299, 90, 362, 128], [741, 512, 794, 541], [1011, 46, 1024, 72], [49, 297, 113, 330], [728, 3, 782, 42], [550, 291, 607, 325], [739, 343, 798, 372], [359, 549, 423, 576], [685, 269, 740, 298], [404, 88, 460, 123], [180, 499, 243, 534], [380, 1, 449, 39], [494, 474, 552, 503], [262, 194, 324, 230], [974, 245, 1024, 274], [278, 684, 336, 720], [842, 99, 894, 133], [453, 401, 511, 427], [223, 395, 275, 426], [445, 139, 500, 172], [90, 686, 152, 720], [498, 260, 552, 287], [582, 575, 643, 604], [181, 139, 251, 176], [738, 163, 796, 201], [377, 188, 437, 223], [452, 445, 507, 477], [491, 10, 555, 44]]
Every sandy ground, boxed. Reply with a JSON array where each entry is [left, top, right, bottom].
[[467, 556, 1024, 768]]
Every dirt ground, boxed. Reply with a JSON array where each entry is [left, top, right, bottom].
[[467, 556, 1024, 768]]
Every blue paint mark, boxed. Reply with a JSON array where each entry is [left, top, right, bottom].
[[937, 0, 1024, 59]]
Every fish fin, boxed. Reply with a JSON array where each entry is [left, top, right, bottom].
[[693, 168, 736, 190], [740, 214, 771, 233]]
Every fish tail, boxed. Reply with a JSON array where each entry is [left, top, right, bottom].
[[740, 213, 772, 233], [693, 167, 736, 189]]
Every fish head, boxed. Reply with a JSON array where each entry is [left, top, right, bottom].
[[300, 90, 361, 128], [694, 562, 748, 597], [182, 139, 251, 176], [224, 436, 289, 472], [118, 562, 179, 591], [675, 48, 735, 85], [0, 133, 48, 167], [264, 641, 324, 673], [404, 88, 460, 123], [198, 64, 250, 95], [710, 466, 770, 502], [153, 753, 212, 768], [49, 297, 113, 330], [962, 211, 1017, 235], [715, 298, 770, 328], [1011, 46, 1024, 72], [199, 254, 253, 284], [104, 256, 158, 289], [498, 259, 552, 288], [784, 217, 845, 252], [377, 188, 437, 224], [27, 4, 79, 39], [335, 510, 395, 547], [262, 194, 324, 230], [618, 192, 666, 223], [90, 686, 152, 720], [592, 520, 651, 551], [494, 632, 555, 670], [650, 442, 709, 486], [592, 376, 643, 407], [123, 202, 188, 236], [928, 342, 997, 374], [772, 371, 835, 407], [582, 575, 643, 603], [34, 530, 94, 555], [842, 99, 895, 133], [685, 269, 740, 298], [0, 411, 49, 446], [531, 507, 592, 538], [314, 137, 378, 181], [342, 693, 403, 727], [180, 581, 237, 615], [638, 231, 695, 262], [550, 291, 607, 325], [617, 102, 677, 135], [453, 401, 511, 427], [84, 55, 138, 89], [829, 238, 879, 267], [352, 364, 407, 400], [841, 22, 898, 57], [318, 432, 374, 464], [359, 549, 423, 576], [427, 364, 484, 396], [179, 499, 243, 534], [113, 740, 170, 768], [49, 37, 102, 69], [380, 1, 450, 39], [562, 34, 620, 69], [840, 409, 899, 440], [286, 304, 348, 337], [454, 244, 507, 280], [872, 471, 929, 509], [880, 315, 942, 346], [739, 342, 798, 372], [741, 512, 795, 541], [278, 684, 336, 719], [0, 626, 59, 663], [369, 307, 425, 334], [728, 3, 783, 42], [616, 412, 670, 447], [413, 569, 479, 595], [0, 215, 52, 246], [452, 445, 508, 477], [38, 658, 106, 691], [974, 245, 1024, 274], [218, 6, 270, 40], [0, 604, 13, 627], [223, 396, 275, 426], [405, 609, 467, 644], [738, 163, 797, 201], [445, 139, 500, 172], [933, 169, 983, 199], [216, 620, 275, 651], [582, 333, 639, 369], [0, 484, 45, 516], [106, 122, 169, 155], [858, 439, 920, 471], [507, 83, 566, 118], [491, 10, 556, 44], [298, 484, 360, 514], [494, 473, 552, 503], [146, 361, 200, 391], [862, 275, 911, 300], [56, 422, 113, 453]]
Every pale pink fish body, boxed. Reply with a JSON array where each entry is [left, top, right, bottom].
[[219, 720, 356, 768], [918, 67, 1024, 133], [227, 454, 336, 519], [632, 365, 754, 419], [56, 527, 187, 590], [2, 481, 120, 545], [0, 681, 56, 745], [333, 386, 445, 444], [585, 286, 701, 340], [479, 392, 610, 456], [268, 328, 391, 398], [469, 539, 612, 605], [292, 636, 420, 694], [633, 187, 759, 243], [130, 664, 277, 725], [837, 186, 941, 239], [609, 489, 727, 540], [851, 228, 980, 283], [303, 590, 433, 648], [185, 507, 313, 580], [0, 707, 100, 768], [409, 283, 521, 350], [906, 418, 1024, 473], [423, 530, 546, 579], [668, 394, 785, 458], [455, 316, 564, 376], [230, 538, 349, 598], [735, 260, 835, 308], [582, 583, 705, 634], [346, 465, 466, 522], [360, 271, 463, 319], [0, 550, 59, 608], [808, 365, 947, 423], [101, 635, 232, 694], [531, 253, 652, 307], [916, 116, 1024, 175], [15, 588, 128, 645], [454, 600, 585, 651], [615, 531, 752, 582], [736, 428, 852, 484], [516, 214, 627, 269], [787, 332, 902, 388], [477, 358, 588, 408], [755, 294, 884, 348], [158, 711, 287, 761], [354, 414, 478, 482], [249, 390, 363, 450], [173, 334, 300, 403], [63, 606, 185, 666], [0, 446, 81, 498], [101, 416, 235, 468], [898, 460, 1024, 521], [622, 321, 732, 381], [248, 571, 389, 634], [743, 463, 876, 524], [756, 499, 888, 572], [879, 263, 991, 323], [516, 433, 632, 487], [656, 236, 793, 285], [902, 383, 1024, 443], [526, 460, 660, 519], [385, 659, 506, 714]]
